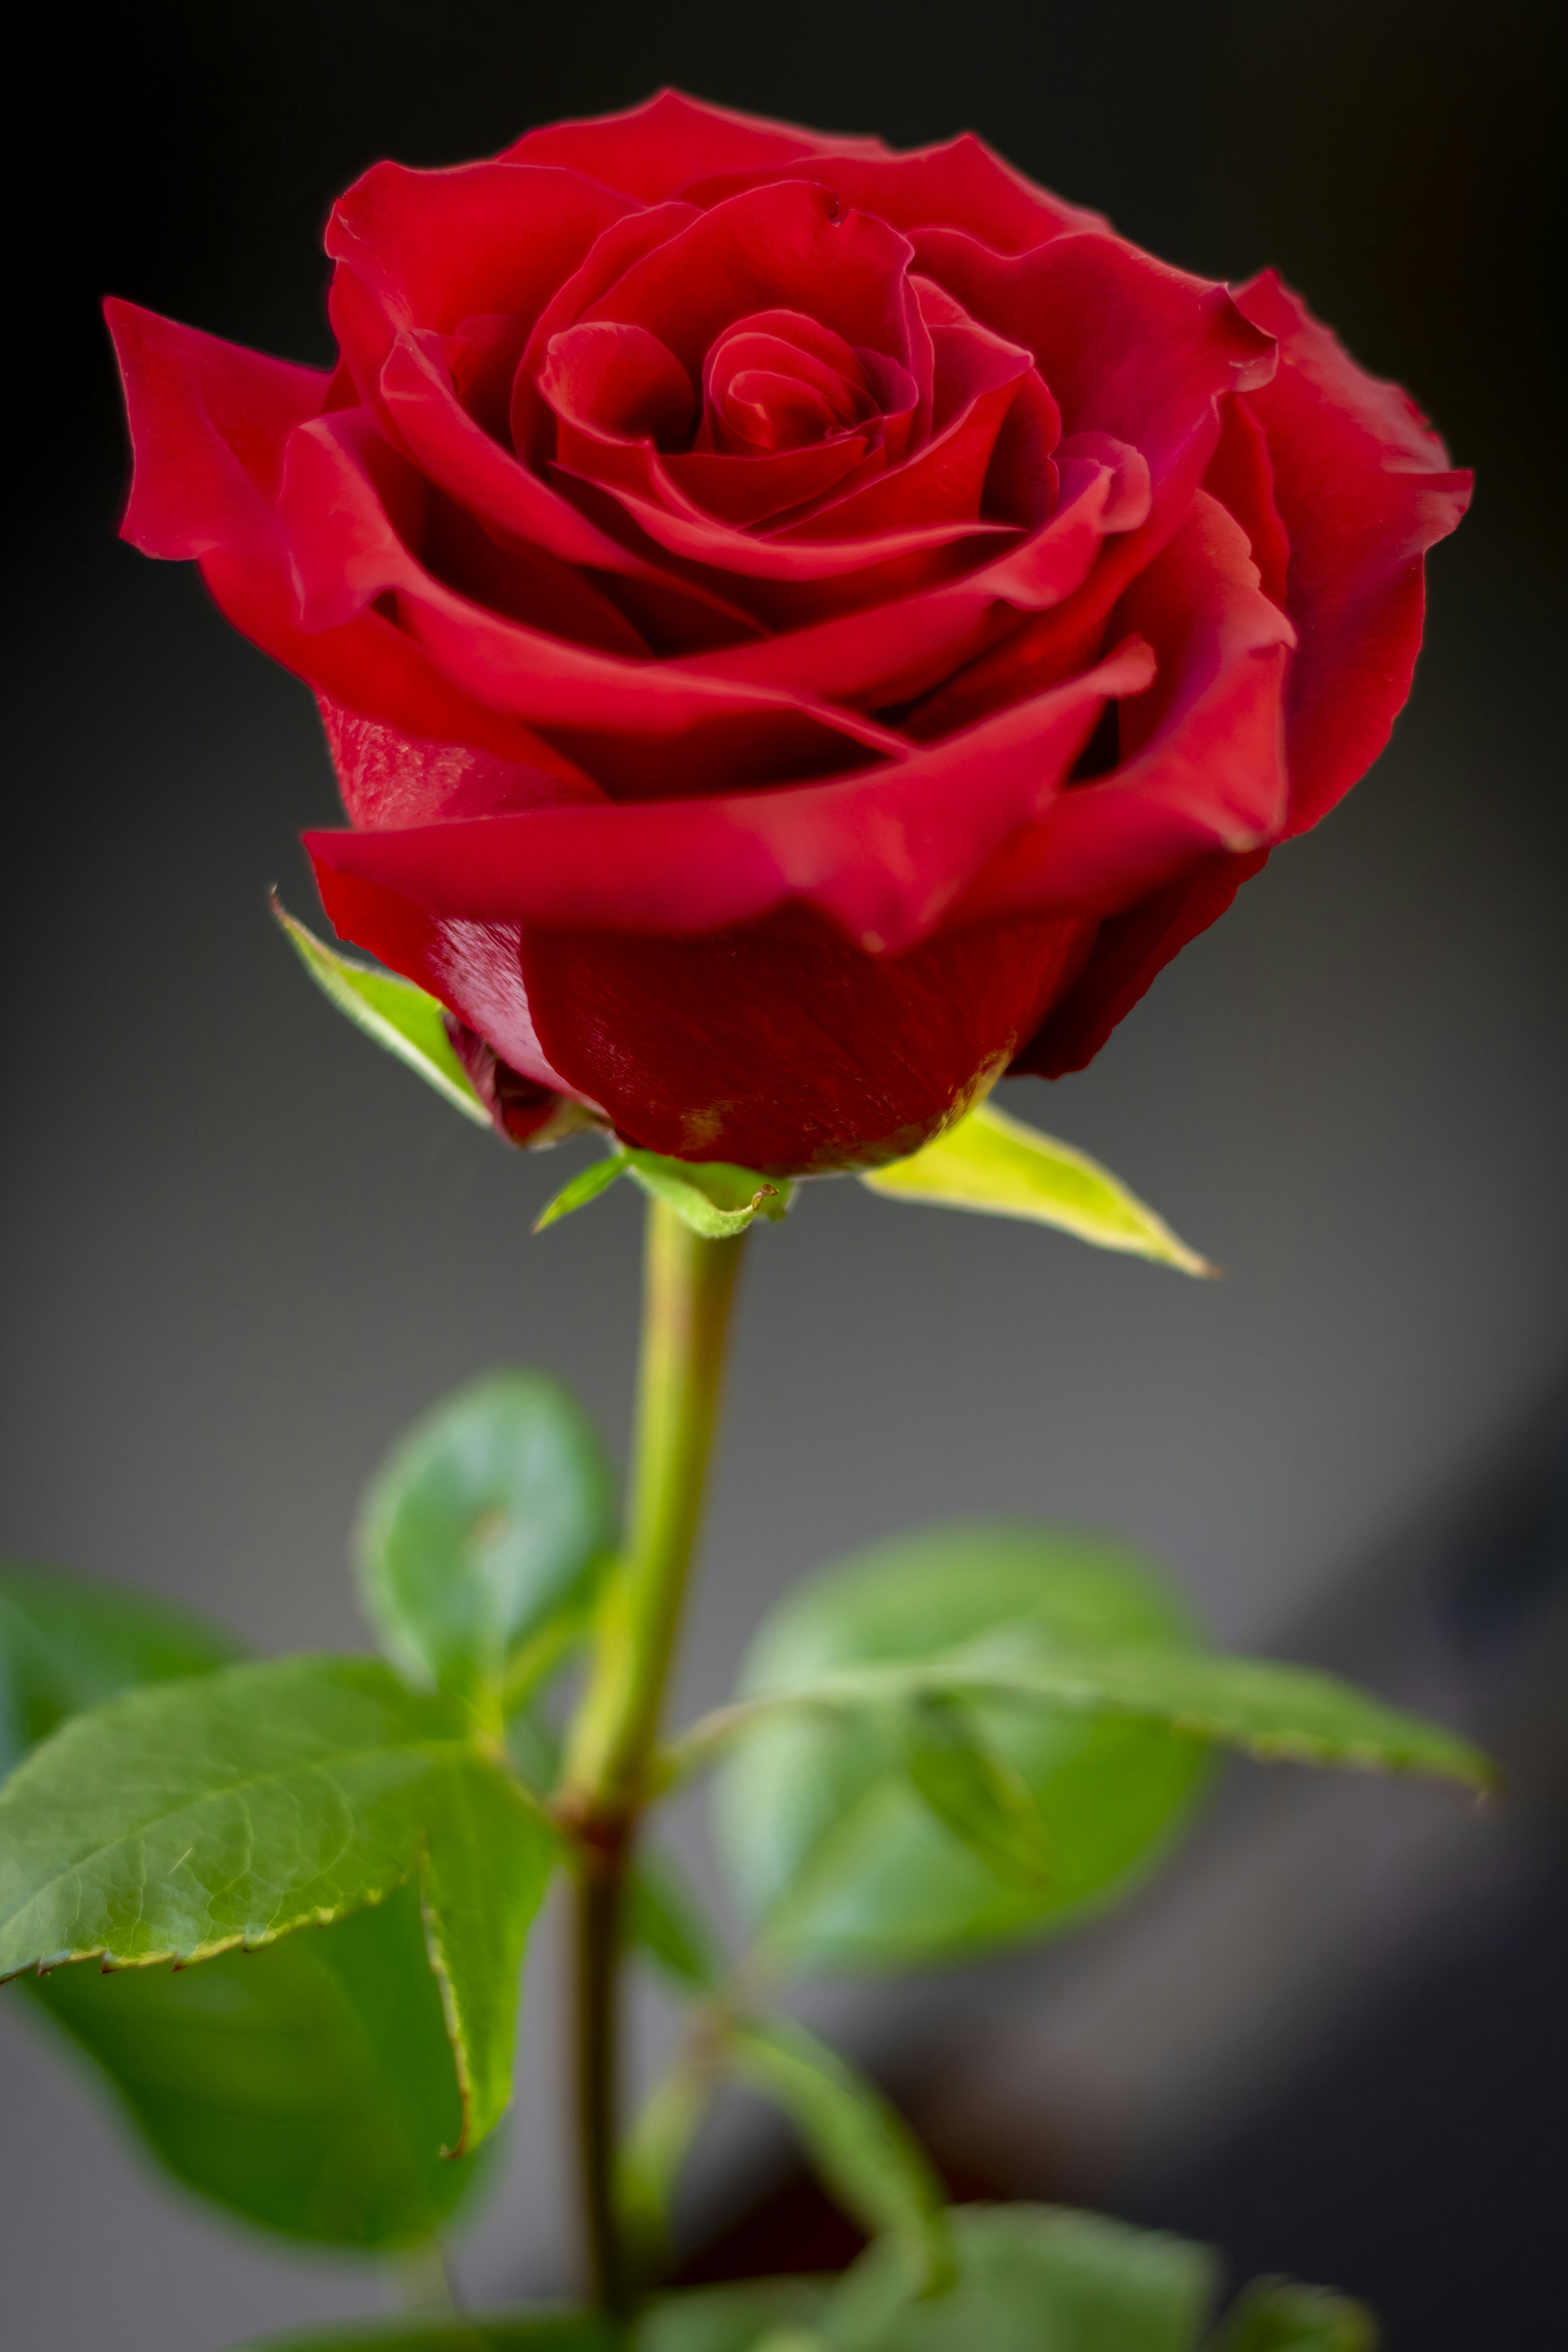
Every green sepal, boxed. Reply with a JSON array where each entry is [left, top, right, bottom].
[[861, 1101, 1212, 1275], [1206, 2277, 1379, 2351], [535, 1146, 795, 1240], [356, 1370, 616, 1716], [273, 898, 490, 1127], [26, 1881, 488, 2249], [0, 1556, 244, 1779], [0, 1656, 558, 2152], [826, 2202, 1216, 2352], [535, 1154, 630, 1232], [728, 2014, 954, 2296]]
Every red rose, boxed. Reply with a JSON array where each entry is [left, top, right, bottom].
[[107, 91, 1468, 1175]]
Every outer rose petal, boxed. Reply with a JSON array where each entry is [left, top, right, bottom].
[[516, 902, 1098, 1171], [105, 299, 585, 774], [275, 410, 907, 793], [105, 296, 329, 559], [305, 637, 1155, 958], [325, 162, 632, 406], [1233, 271, 1472, 834], [1018, 285, 1471, 1076], [962, 494, 1292, 933], [1012, 849, 1269, 1078], [677, 132, 1109, 254], [499, 88, 890, 201], [309, 867, 1096, 1176]]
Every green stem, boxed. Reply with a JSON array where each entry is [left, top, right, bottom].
[[562, 1197, 748, 2312]]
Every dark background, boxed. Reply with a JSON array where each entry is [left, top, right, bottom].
[[3, 4, 1564, 2347]]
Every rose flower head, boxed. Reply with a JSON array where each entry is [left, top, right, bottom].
[[107, 91, 1469, 1176]]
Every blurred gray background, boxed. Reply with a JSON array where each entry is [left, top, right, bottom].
[[3, 2, 1564, 2346]]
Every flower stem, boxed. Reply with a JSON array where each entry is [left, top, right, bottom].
[[561, 1196, 748, 2312]]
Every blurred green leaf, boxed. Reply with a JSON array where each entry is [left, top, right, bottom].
[[0, 1557, 244, 1780], [27, 1882, 487, 2247], [228, 2314, 623, 2350], [617, 2042, 720, 2272], [625, 1847, 725, 1994], [0, 1656, 557, 2151], [888, 1693, 1053, 1891], [712, 1525, 1209, 1972], [638, 2279, 831, 2352], [1206, 2278, 1378, 2351], [861, 1102, 1212, 1275], [825, 2203, 1216, 2352], [729, 2016, 953, 2295], [692, 1646, 1490, 1797], [356, 1371, 616, 1712], [273, 900, 490, 1127]]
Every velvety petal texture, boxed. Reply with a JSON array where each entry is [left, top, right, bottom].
[[107, 91, 1469, 1173]]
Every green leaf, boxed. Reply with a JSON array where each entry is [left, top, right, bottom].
[[1207, 2278, 1378, 2352], [728, 2016, 953, 2295], [711, 1525, 1210, 1972], [887, 1693, 1053, 1891], [273, 898, 491, 1127], [617, 2043, 720, 2272], [535, 1153, 632, 1233], [0, 1557, 243, 1779], [0, 1656, 557, 2151], [693, 1644, 1491, 1797], [825, 2203, 1216, 2352], [356, 1371, 616, 1711], [24, 1881, 488, 2248], [624, 1847, 725, 1993], [626, 1151, 796, 1240], [227, 2314, 622, 2350], [860, 1102, 1212, 1275], [638, 2279, 831, 2352]]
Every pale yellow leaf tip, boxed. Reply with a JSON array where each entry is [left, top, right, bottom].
[[861, 1100, 1218, 1278]]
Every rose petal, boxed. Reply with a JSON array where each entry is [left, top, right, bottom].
[[1021, 284, 1472, 1074], [515, 901, 1096, 1171], [511, 201, 702, 460], [276, 410, 907, 792], [381, 327, 657, 572], [304, 637, 1153, 960], [775, 320, 1033, 541], [1010, 849, 1269, 1080], [325, 161, 632, 408], [319, 697, 606, 828], [678, 131, 1108, 255], [500, 88, 889, 203], [1232, 271, 1472, 835], [540, 319, 696, 445], [1201, 392, 1290, 608], [105, 299, 574, 774], [106, 297, 330, 559], [583, 181, 932, 432], [670, 445, 1145, 709], [960, 494, 1294, 924]]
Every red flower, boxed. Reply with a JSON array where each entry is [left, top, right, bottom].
[[107, 92, 1469, 1175]]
